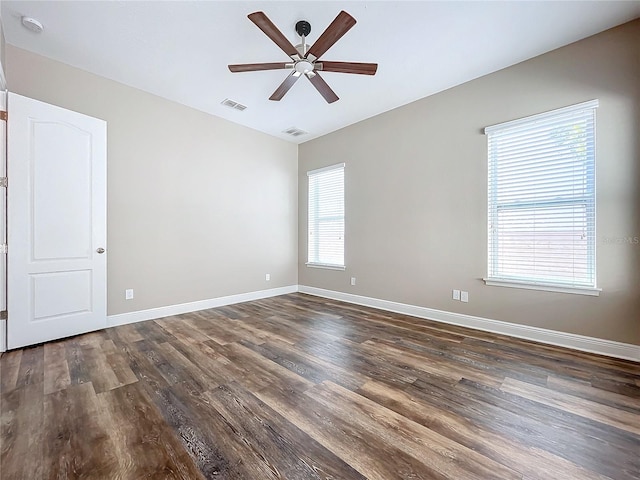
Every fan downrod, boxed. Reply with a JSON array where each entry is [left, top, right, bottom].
[[295, 20, 311, 37]]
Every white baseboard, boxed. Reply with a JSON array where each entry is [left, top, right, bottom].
[[107, 285, 298, 328], [0, 319, 6, 353], [298, 285, 640, 362], [104, 282, 639, 362]]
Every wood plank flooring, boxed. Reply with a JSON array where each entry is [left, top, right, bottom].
[[1, 292, 639, 479]]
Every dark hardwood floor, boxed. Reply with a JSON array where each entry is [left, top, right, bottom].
[[1, 293, 639, 479]]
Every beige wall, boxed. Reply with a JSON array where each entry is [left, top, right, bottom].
[[7, 45, 298, 315], [299, 20, 640, 345], [6, 20, 639, 344]]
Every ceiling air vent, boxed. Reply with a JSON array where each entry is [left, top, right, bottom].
[[283, 127, 308, 137], [221, 98, 247, 111]]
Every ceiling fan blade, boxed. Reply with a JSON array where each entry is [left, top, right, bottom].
[[229, 62, 291, 73], [306, 11, 356, 60], [269, 72, 301, 101], [248, 12, 299, 59], [307, 72, 339, 103], [318, 61, 378, 75]]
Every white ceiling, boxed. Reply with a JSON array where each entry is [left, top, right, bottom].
[[2, 1, 639, 144]]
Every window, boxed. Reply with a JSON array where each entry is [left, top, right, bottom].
[[307, 163, 345, 269], [484, 100, 599, 295]]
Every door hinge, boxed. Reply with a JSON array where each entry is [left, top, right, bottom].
[[0, 111, 6, 122], [0, 244, 6, 254], [0, 177, 6, 188]]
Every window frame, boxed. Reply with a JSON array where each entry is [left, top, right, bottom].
[[483, 100, 601, 296], [306, 163, 346, 271]]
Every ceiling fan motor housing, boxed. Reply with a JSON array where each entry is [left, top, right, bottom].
[[295, 20, 311, 37]]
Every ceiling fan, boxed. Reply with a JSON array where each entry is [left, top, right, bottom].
[[228, 11, 378, 104]]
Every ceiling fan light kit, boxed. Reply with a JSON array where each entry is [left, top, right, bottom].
[[228, 11, 378, 104]]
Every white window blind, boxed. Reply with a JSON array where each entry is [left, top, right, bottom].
[[307, 163, 345, 269], [485, 100, 598, 292]]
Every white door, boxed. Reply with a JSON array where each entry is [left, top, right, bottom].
[[7, 93, 107, 349]]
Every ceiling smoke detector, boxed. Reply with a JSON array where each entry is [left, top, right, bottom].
[[21, 16, 44, 33]]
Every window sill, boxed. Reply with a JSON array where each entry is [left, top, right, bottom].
[[483, 278, 601, 296], [306, 262, 346, 271]]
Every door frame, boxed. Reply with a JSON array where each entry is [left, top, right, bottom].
[[0, 72, 7, 353]]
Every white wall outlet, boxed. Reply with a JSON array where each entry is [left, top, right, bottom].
[[265, 273, 270, 281], [453, 289, 461, 300], [461, 291, 469, 303], [351, 277, 356, 286], [125, 289, 134, 300]]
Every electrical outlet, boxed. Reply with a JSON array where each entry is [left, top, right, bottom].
[[452, 289, 460, 300], [461, 291, 469, 303], [351, 277, 356, 286], [125, 289, 134, 300], [265, 273, 270, 281]]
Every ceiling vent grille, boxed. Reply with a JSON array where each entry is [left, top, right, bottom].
[[221, 98, 247, 111], [283, 127, 308, 137]]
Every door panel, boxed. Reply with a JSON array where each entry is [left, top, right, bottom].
[[32, 270, 92, 320], [8, 93, 107, 349], [32, 122, 92, 260]]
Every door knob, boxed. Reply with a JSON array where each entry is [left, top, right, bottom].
[[96, 248, 105, 254]]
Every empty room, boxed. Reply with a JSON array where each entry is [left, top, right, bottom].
[[0, 1, 639, 479]]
